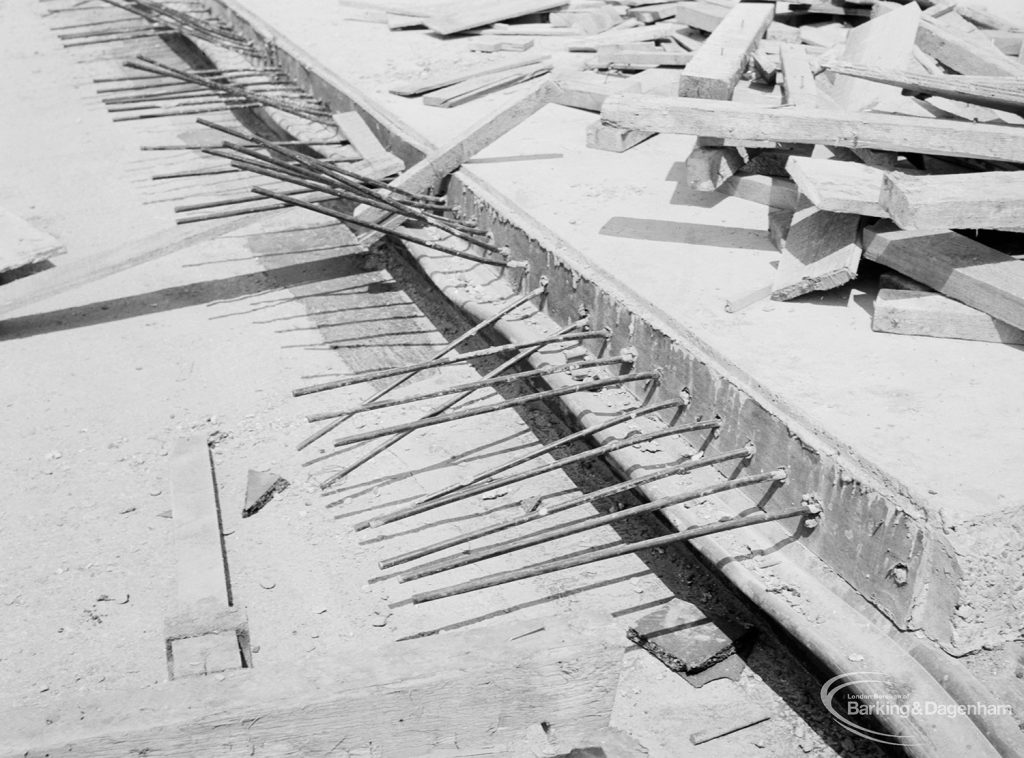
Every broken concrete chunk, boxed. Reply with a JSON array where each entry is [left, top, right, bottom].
[[626, 599, 756, 674], [243, 469, 289, 518]]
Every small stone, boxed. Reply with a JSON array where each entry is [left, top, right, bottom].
[[848, 653, 864, 662]]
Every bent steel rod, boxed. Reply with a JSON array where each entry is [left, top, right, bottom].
[[308, 355, 629, 422], [380, 444, 754, 570], [331, 372, 659, 449], [414, 396, 689, 508], [294, 329, 607, 396], [297, 284, 547, 452], [400, 467, 784, 583], [356, 419, 720, 531], [251, 188, 506, 267], [410, 502, 813, 604], [319, 319, 593, 490]]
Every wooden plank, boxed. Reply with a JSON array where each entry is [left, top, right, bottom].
[[824, 1, 920, 111], [585, 119, 654, 152], [388, 55, 549, 96], [422, 61, 551, 108], [873, 288, 1024, 345], [426, 0, 569, 36], [678, 3, 774, 100], [596, 46, 692, 69], [469, 37, 535, 52], [332, 111, 405, 179], [674, 1, 730, 33], [785, 156, 889, 215], [685, 141, 749, 191], [716, 174, 811, 210], [862, 221, 1024, 331], [0, 206, 65, 275], [770, 208, 862, 300], [0, 622, 621, 758], [599, 94, 1024, 162], [824, 61, 1024, 113], [547, 70, 642, 111], [778, 43, 822, 106], [880, 170, 1024, 231], [916, 14, 1024, 76]]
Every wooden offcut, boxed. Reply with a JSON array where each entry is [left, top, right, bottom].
[[547, 70, 643, 112], [422, 62, 551, 108], [674, 1, 730, 33], [333, 111, 404, 179], [881, 170, 1024, 230], [863, 222, 1024, 332], [425, 0, 568, 36], [678, 3, 774, 100], [785, 156, 890, 216], [599, 94, 1024, 162], [873, 289, 1024, 346], [916, 14, 1024, 76], [388, 55, 549, 96], [586, 119, 654, 152], [770, 208, 862, 301], [0, 206, 65, 275]]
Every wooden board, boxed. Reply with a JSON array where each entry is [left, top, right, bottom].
[[0, 206, 65, 275], [674, 1, 730, 33], [916, 14, 1024, 76], [873, 288, 1024, 345], [717, 174, 811, 211], [678, 3, 774, 100], [824, 1, 920, 111], [880, 170, 1024, 230], [586, 119, 654, 152], [600, 94, 1024, 162], [388, 55, 549, 96], [332, 111, 405, 179], [862, 222, 1024, 332], [547, 70, 643, 111], [0, 622, 621, 758], [422, 62, 551, 108], [770, 208, 862, 300], [785, 156, 889, 216], [778, 43, 822, 106], [426, 0, 568, 36], [686, 141, 750, 191], [596, 47, 692, 69]]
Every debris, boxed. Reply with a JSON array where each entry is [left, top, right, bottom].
[[689, 707, 771, 746], [243, 470, 290, 518]]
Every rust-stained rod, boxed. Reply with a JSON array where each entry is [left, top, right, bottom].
[[144, 139, 345, 151], [295, 328, 608, 398], [152, 165, 243, 180], [65, 29, 170, 45], [410, 499, 813, 604], [297, 284, 547, 452], [318, 318, 591, 490], [380, 443, 753, 570], [198, 118, 444, 208], [175, 186, 321, 213], [331, 372, 659, 449], [252, 187, 507, 267], [103, 83, 297, 104], [94, 67, 266, 82], [113, 104, 263, 121], [176, 198, 329, 225], [59, 23, 166, 39], [400, 453, 771, 582], [413, 396, 688, 509], [309, 355, 629, 422], [356, 419, 719, 531]]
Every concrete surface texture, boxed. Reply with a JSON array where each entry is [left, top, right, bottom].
[[217, 0, 1024, 653]]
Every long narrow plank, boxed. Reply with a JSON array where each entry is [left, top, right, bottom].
[[426, 0, 568, 36], [862, 222, 1024, 332], [599, 94, 1024, 162], [778, 43, 820, 106], [770, 207, 862, 301], [824, 1, 920, 110], [785, 156, 889, 215], [825, 61, 1024, 113], [332, 111, 405, 179], [873, 288, 1024, 345], [1, 623, 620, 758], [547, 70, 643, 112], [423, 62, 551, 108], [880, 170, 1024, 230], [388, 54, 549, 96], [916, 14, 1024, 76], [678, 3, 774, 99], [0, 206, 65, 274]]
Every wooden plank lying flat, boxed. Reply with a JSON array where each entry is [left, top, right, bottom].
[[825, 61, 1024, 113], [388, 55, 548, 96], [674, 1, 730, 33], [0, 206, 66, 274], [824, 1, 920, 111], [1, 622, 621, 758], [916, 14, 1024, 76], [586, 119, 654, 152], [717, 174, 810, 211], [333, 111, 405, 179], [426, 0, 568, 36], [873, 288, 1024, 345], [770, 208, 862, 300], [547, 70, 642, 112], [785, 156, 888, 216], [422, 62, 551, 108], [597, 48, 692, 69], [599, 94, 1024, 162], [862, 222, 1024, 331], [880, 170, 1024, 230], [678, 3, 774, 100]]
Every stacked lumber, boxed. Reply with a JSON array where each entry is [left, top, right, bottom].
[[586, 0, 1024, 346]]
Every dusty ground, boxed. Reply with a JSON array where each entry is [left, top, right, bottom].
[[0, 1, 895, 756]]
